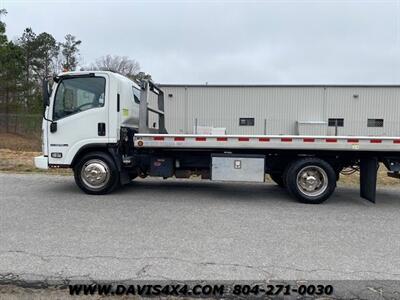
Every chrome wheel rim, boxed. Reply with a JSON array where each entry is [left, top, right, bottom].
[[81, 159, 110, 190], [296, 165, 328, 197]]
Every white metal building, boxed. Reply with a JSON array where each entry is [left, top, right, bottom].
[[149, 85, 400, 137]]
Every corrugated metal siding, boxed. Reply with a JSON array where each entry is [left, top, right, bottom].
[[163, 87, 187, 133], [326, 87, 400, 136], [159, 85, 400, 136], [185, 87, 326, 135]]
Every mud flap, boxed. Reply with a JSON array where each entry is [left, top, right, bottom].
[[360, 157, 378, 203]]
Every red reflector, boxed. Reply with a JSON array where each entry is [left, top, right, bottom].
[[216, 137, 228, 141], [238, 137, 249, 142], [195, 137, 206, 141], [370, 139, 382, 143], [153, 137, 164, 141], [303, 138, 315, 142], [394, 140, 400, 144], [259, 138, 270, 142], [347, 139, 359, 143], [281, 138, 292, 142], [326, 138, 337, 143], [174, 137, 185, 141]]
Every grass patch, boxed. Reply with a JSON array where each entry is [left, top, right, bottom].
[[0, 132, 41, 151], [0, 133, 70, 175], [337, 164, 399, 187], [0, 149, 71, 175]]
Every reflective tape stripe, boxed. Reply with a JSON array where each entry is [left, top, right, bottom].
[[259, 138, 270, 142], [137, 135, 400, 150], [326, 138, 337, 143], [303, 138, 315, 142], [347, 139, 359, 143], [217, 137, 228, 141], [238, 137, 250, 142]]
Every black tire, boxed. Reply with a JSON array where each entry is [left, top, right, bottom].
[[74, 151, 120, 195], [285, 157, 336, 204], [269, 173, 285, 187]]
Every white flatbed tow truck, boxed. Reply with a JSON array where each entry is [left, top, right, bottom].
[[35, 71, 400, 204]]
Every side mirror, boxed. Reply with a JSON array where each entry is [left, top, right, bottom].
[[42, 79, 54, 123], [50, 122, 57, 133], [42, 79, 50, 107]]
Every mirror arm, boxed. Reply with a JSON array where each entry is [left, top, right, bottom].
[[43, 115, 52, 122], [42, 104, 52, 122]]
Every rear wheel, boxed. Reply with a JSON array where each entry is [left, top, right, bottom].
[[285, 158, 336, 204], [74, 151, 120, 195], [269, 173, 285, 187]]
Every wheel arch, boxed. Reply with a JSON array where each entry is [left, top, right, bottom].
[[71, 143, 120, 169]]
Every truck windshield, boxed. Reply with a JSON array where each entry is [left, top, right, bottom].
[[53, 77, 106, 120]]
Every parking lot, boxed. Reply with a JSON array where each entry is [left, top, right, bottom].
[[1, 173, 400, 286]]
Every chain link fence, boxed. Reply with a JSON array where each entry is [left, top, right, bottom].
[[0, 113, 42, 138]]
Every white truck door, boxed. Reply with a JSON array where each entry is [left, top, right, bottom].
[[47, 74, 109, 166]]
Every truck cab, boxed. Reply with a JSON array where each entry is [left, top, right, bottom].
[[35, 71, 141, 169]]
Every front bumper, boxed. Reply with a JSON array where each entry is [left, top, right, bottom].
[[34, 155, 48, 169]]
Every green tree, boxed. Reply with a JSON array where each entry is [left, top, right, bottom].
[[1, 42, 24, 101], [0, 10, 87, 134], [0, 8, 9, 117], [0, 9, 24, 128], [60, 34, 81, 71], [34, 32, 59, 80], [17, 28, 59, 111], [18, 27, 38, 109], [0, 9, 7, 45]]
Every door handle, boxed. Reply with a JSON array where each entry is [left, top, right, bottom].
[[98, 123, 106, 136]]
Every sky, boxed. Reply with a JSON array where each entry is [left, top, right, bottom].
[[1, 0, 400, 84]]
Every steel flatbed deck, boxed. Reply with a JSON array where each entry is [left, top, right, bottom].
[[134, 134, 400, 152]]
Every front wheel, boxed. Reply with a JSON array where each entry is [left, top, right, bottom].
[[285, 158, 336, 204], [74, 151, 120, 195]]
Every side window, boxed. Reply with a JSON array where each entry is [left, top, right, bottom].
[[53, 77, 105, 120], [367, 119, 384, 127], [132, 87, 141, 104], [328, 118, 344, 127]]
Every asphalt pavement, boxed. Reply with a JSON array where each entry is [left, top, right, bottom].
[[1, 173, 400, 285]]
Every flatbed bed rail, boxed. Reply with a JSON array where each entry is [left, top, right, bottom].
[[134, 134, 400, 152]]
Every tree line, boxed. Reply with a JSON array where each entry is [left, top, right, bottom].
[[0, 9, 149, 115]]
